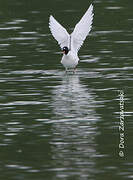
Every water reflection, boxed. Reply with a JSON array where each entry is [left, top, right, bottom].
[[51, 74, 99, 121], [49, 74, 99, 178], [0, 0, 132, 179]]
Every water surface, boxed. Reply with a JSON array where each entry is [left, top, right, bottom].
[[0, 0, 133, 179]]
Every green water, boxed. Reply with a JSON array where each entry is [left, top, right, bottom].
[[0, 0, 133, 179]]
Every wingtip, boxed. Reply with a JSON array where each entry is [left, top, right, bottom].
[[50, 15, 55, 21], [49, 15, 54, 27], [90, 4, 93, 9], [49, 15, 53, 20], [89, 4, 94, 16], [49, 15, 53, 29]]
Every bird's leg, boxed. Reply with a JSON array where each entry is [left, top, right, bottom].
[[73, 67, 77, 74], [65, 67, 68, 74]]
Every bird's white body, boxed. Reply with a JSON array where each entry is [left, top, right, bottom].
[[49, 4, 94, 71], [61, 51, 79, 68]]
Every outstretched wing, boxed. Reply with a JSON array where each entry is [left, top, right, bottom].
[[71, 4, 94, 52], [49, 15, 70, 49]]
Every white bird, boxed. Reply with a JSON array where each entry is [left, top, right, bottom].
[[49, 4, 94, 72]]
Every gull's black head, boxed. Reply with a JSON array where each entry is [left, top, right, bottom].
[[62, 46, 69, 55]]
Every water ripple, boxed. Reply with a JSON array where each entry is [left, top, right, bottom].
[[0, 101, 46, 106]]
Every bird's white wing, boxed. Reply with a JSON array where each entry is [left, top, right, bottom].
[[49, 15, 70, 49], [71, 4, 94, 52]]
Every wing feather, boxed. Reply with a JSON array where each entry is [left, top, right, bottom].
[[71, 4, 94, 52], [49, 15, 70, 49]]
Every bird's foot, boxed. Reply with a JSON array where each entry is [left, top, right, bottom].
[[65, 68, 77, 74]]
